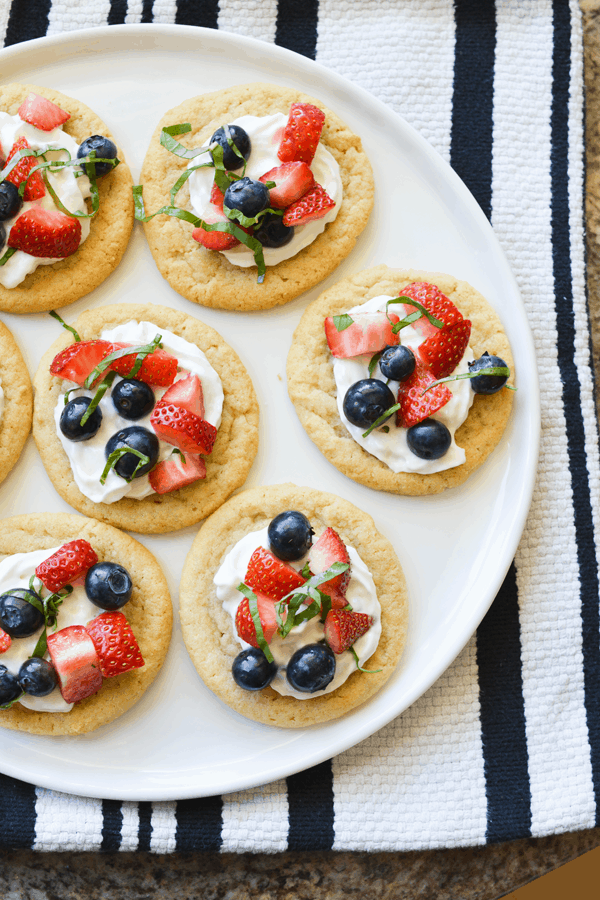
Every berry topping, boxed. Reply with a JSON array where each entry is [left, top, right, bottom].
[[4, 137, 45, 201], [378, 344, 416, 381], [468, 352, 510, 394], [46, 625, 103, 703], [223, 176, 270, 219], [277, 102, 325, 165], [0, 666, 21, 706], [0, 222, 5, 252], [85, 611, 144, 678], [18, 92, 70, 132], [8, 208, 81, 259], [308, 527, 351, 595], [111, 378, 155, 420], [210, 124, 251, 170], [108, 343, 178, 387], [343, 379, 396, 430], [0, 182, 23, 221], [60, 396, 103, 442], [50, 339, 114, 385], [77, 135, 118, 177], [325, 312, 401, 359], [323, 609, 373, 654], [0, 588, 45, 638], [232, 647, 278, 691], [406, 419, 452, 460], [150, 403, 217, 455], [192, 207, 241, 251], [396, 362, 452, 428], [282, 183, 335, 227], [235, 591, 279, 647], [85, 562, 133, 611], [105, 426, 159, 480], [148, 453, 207, 494], [36, 539, 99, 593], [259, 161, 315, 209], [286, 643, 335, 693], [159, 373, 204, 418], [0, 628, 11, 654], [419, 319, 472, 378], [253, 212, 294, 248], [17, 657, 58, 697], [244, 546, 307, 602], [209, 181, 225, 210], [397, 282, 463, 339], [268, 510, 314, 562]]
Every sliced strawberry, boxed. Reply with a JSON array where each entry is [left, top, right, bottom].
[[8, 207, 81, 259], [4, 137, 45, 201], [192, 205, 240, 251], [235, 591, 279, 647], [209, 181, 225, 210], [282, 183, 335, 227], [0, 628, 11, 654], [109, 343, 178, 387], [17, 92, 70, 131], [325, 312, 400, 358], [35, 539, 98, 593], [85, 611, 144, 678], [317, 583, 349, 610], [150, 402, 217, 455], [278, 102, 325, 165], [308, 527, 351, 595], [259, 161, 315, 209], [397, 282, 463, 339], [148, 453, 207, 494], [49, 339, 114, 385], [46, 625, 103, 704], [397, 361, 452, 428], [159, 373, 204, 418], [419, 319, 472, 378], [245, 546, 306, 602], [324, 609, 373, 654]]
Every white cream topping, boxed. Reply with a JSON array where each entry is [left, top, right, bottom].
[[187, 113, 342, 268], [215, 526, 381, 699], [53, 321, 224, 504], [0, 112, 91, 289], [333, 295, 475, 474]]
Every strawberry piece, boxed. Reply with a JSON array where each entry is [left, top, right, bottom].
[[325, 312, 400, 358], [0, 628, 11, 654], [35, 539, 98, 593], [209, 181, 225, 210], [49, 339, 114, 385], [4, 137, 45, 201], [159, 373, 204, 418], [109, 343, 178, 387], [8, 207, 81, 258], [148, 453, 206, 494], [259, 161, 315, 209], [150, 402, 217, 455], [85, 611, 144, 678], [235, 591, 279, 647], [308, 527, 351, 595], [397, 361, 452, 428], [192, 205, 240, 251], [419, 319, 472, 378], [245, 546, 306, 602], [17, 92, 70, 132], [278, 102, 325, 165], [317, 583, 349, 610], [397, 282, 463, 339], [282, 183, 335, 227], [46, 625, 103, 704], [324, 609, 373, 654]]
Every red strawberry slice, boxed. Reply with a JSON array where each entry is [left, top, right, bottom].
[[259, 161, 315, 209], [325, 312, 400, 358], [235, 591, 279, 647], [46, 625, 103, 704], [308, 527, 351, 595], [35, 539, 99, 593], [150, 401, 217, 455], [245, 546, 306, 602], [4, 137, 45, 201], [397, 361, 452, 427], [8, 207, 81, 258], [85, 611, 144, 678], [192, 205, 240, 251], [49, 339, 114, 385], [324, 609, 373, 654], [17, 92, 70, 131], [109, 343, 178, 387], [0, 628, 11, 654], [419, 319, 472, 378], [282, 183, 335, 227], [159, 373, 204, 418], [397, 282, 463, 339], [148, 453, 207, 494], [209, 181, 225, 210], [278, 102, 325, 165]]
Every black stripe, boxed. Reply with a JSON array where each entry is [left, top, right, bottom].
[[0, 774, 36, 849], [175, 796, 222, 851], [4, 0, 51, 46], [550, 0, 600, 822], [141, 0, 154, 24], [287, 760, 334, 850], [476, 565, 532, 842], [175, 0, 219, 28], [107, 1, 127, 26], [275, 0, 319, 60], [101, 799, 123, 852], [137, 800, 153, 852]]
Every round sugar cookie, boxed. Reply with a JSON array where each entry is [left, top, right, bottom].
[[32, 303, 259, 534], [139, 83, 374, 311], [0, 320, 32, 486], [179, 483, 408, 728], [0, 512, 172, 736], [286, 265, 514, 496], [0, 83, 134, 314]]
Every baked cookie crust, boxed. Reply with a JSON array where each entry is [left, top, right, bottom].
[[0, 512, 172, 736], [0, 320, 32, 486], [0, 83, 134, 314], [32, 303, 259, 534], [139, 83, 374, 311], [286, 265, 514, 495], [179, 483, 408, 728]]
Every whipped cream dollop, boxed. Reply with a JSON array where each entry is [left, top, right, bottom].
[[333, 295, 475, 474], [0, 112, 91, 289], [53, 321, 224, 504], [187, 113, 343, 268], [0, 546, 100, 712], [215, 526, 381, 699]]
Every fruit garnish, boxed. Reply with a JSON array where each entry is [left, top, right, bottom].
[[85, 611, 144, 678], [148, 452, 207, 494], [308, 528, 351, 595], [245, 547, 307, 602], [391, 283, 462, 338], [323, 609, 373, 654], [150, 402, 217, 455], [325, 312, 401, 358], [8, 208, 81, 259], [277, 103, 325, 165], [396, 361, 452, 428], [235, 588, 279, 657], [192, 210, 241, 251], [49, 310, 82, 342], [35, 539, 98, 593], [418, 319, 472, 378], [160, 374, 205, 418], [259, 161, 315, 209], [282, 183, 335, 227], [17, 92, 70, 131], [0, 628, 11, 654], [82, 335, 175, 389], [343, 379, 397, 432], [3, 137, 45, 200], [46, 625, 103, 703], [50, 339, 114, 385], [101, 426, 159, 483]]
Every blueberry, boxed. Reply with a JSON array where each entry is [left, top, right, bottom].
[[17, 657, 57, 697], [468, 351, 509, 394], [0, 182, 22, 221], [0, 666, 21, 706], [286, 643, 336, 693], [232, 647, 278, 691], [253, 212, 294, 248], [268, 510, 314, 562], [406, 418, 451, 460], [0, 588, 44, 638], [343, 379, 396, 430], [60, 396, 102, 442], [210, 125, 251, 170], [0, 221, 5, 253], [378, 344, 416, 381], [105, 426, 159, 479], [85, 562, 133, 610], [111, 378, 155, 420], [77, 135, 118, 177], [224, 177, 270, 219]]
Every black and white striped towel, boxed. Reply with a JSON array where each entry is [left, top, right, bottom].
[[1, 0, 598, 853]]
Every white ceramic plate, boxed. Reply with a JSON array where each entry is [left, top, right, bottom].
[[0, 25, 539, 800]]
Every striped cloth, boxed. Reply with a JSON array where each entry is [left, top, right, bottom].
[[0, 0, 598, 853]]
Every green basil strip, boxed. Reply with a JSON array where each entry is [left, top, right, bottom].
[[22, 591, 44, 616], [222, 202, 283, 230], [421, 366, 512, 395], [280, 590, 313, 638], [83, 335, 162, 389], [386, 296, 444, 333], [45, 586, 71, 626], [41, 166, 97, 220], [79, 371, 116, 425], [160, 123, 213, 160], [293, 600, 321, 626], [0, 146, 42, 183], [100, 447, 150, 485], [362, 403, 401, 438], [350, 646, 382, 674], [320, 591, 332, 624], [278, 562, 350, 606], [368, 350, 383, 377], [169, 162, 215, 205], [171, 448, 187, 464], [0, 247, 17, 267], [300, 562, 311, 579], [31, 631, 48, 659], [49, 310, 81, 341], [333, 314, 354, 332], [237, 583, 274, 663]]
